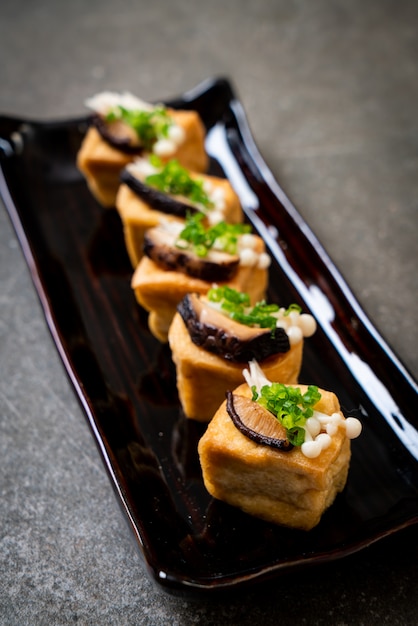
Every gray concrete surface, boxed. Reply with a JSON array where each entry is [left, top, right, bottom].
[[0, 0, 417, 624]]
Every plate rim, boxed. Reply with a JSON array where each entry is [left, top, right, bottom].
[[1, 76, 417, 596]]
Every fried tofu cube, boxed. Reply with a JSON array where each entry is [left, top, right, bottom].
[[131, 234, 269, 343], [198, 382, 351, 530], [116, 171, 243, 268], [77, 108, 208, 207], [168, 313, 303, 422]]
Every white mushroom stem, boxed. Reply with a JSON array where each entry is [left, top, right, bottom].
[[85, 91, 154, 114], [345, 417, 363, 439], [243, 360, 271, 395]]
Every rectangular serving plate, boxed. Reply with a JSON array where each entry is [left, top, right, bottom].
[[1, 77, 417, 596]]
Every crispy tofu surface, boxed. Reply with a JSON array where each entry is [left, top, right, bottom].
[[131, 235, 268, 342], [198, 383, 351, 530], [77, 109, 208, 207], [116, 171, 243, 268], [168, 312, 303, 421]]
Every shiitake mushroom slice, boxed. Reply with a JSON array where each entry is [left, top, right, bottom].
[[143, 226, 240, 282], [91, 114, 144, 154], [177, 293, 290, 363], [120, 167, 199, 218], [226, 391, 293, 451]]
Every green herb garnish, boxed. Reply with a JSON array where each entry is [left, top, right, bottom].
[[208, 285, 250, 306], [145, 159, 214, 209], [284, 303, 302, 316], [252, 383, 322, 446], [207, 286, 302, 332], [105, 105, 172, 150], [176, 213, 251, 258]]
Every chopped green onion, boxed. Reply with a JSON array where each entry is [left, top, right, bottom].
[[208, 285, 250, 306], [176, 213, 251, 257], [252, 383, 322, 446], [284, 303, 302, 316], [105, 105, 172, 150], [207, 286, 301, 332], [286, 426, 306, 447], [145, 159, 214, 209]]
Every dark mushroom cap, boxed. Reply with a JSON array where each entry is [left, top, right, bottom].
[[120, 167, 199, 218], [91, 114, 145, 154], [143, 226, 240, 282], [177, 293, 290, 363], [226, 391, 293, 451]]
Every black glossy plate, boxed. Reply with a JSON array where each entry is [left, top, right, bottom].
[[1, 77, 417, 596]]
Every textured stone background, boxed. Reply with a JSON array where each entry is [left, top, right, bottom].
[[1, 1, 417, 624]]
